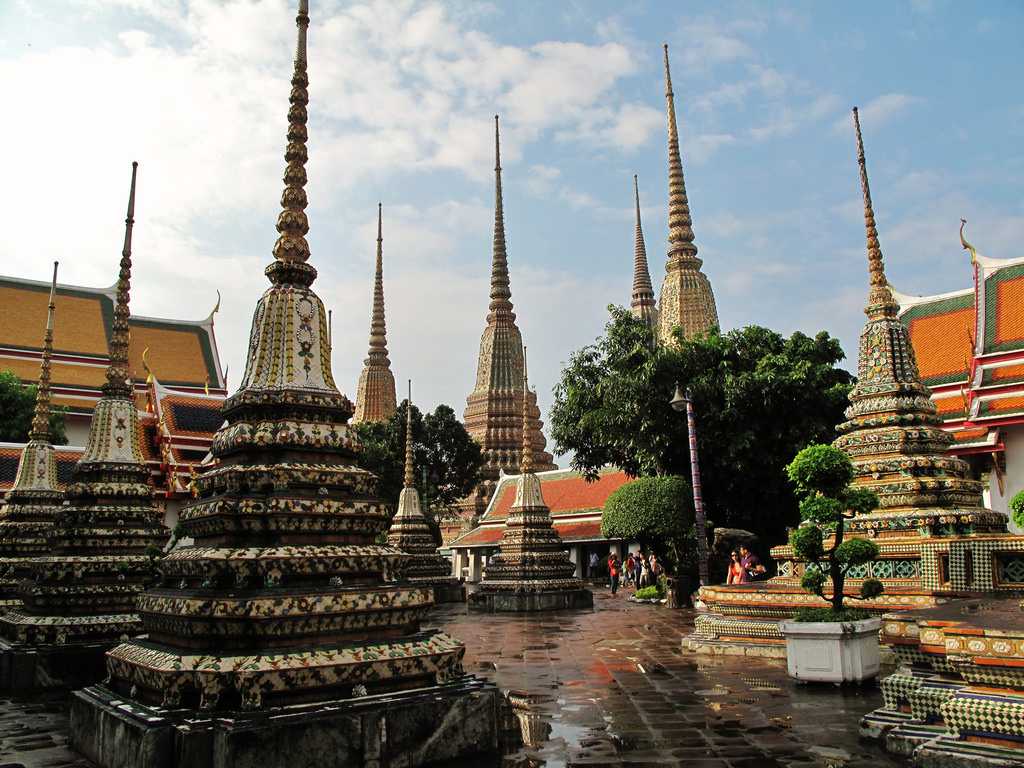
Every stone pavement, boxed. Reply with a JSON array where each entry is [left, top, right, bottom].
[[0, 589, 902, 768]]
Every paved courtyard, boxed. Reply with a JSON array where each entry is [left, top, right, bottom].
[[0, 590, 902, 768]]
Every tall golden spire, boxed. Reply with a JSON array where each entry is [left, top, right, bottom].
[[353, 203, 397, 423], [489, 114, 513, 318], [852, 107, 899, 319], [104, 161, 138, 399], [664, 44, 696, 261], [268, 0, 314, 285], [630, 174, 657, 326], [520, 346, 533, 475], [403, 380, 415, 489], [29, 262, 59, 442]]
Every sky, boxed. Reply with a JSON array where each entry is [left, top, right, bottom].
[[1, 0, 1022, 458]]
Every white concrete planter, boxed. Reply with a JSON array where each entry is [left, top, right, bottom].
[[778, 617, 881, 683]]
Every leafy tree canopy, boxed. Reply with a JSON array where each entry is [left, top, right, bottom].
[[550, 308, 852, 545], [1010, 490, 1024, 530], [0, 370, 67, 445], [354, 401, 482, 523], [601, 475, 693, 568]]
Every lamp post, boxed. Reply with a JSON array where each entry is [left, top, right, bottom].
[[670, 383, 709, 586]]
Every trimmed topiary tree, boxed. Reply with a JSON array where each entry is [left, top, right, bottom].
[[786, 444, 883, 621], [601, 475, 694, 568], [1010, 490, 1024, 531]]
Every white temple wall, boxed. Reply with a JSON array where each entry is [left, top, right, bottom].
[[988, 426, 1024, 534]]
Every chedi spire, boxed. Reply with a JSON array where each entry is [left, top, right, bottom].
[[353, 203, 397, 423], [630, 174, 657, 329], [656, 44, 719, 345]]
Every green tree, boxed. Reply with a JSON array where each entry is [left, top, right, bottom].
[[1010, 490, 1024, 530], [354, 401, 482, 525], [550, 308, 852, 546], [786, 444, 882, 619], [0, 370, 67, 445], [601, 475, 694, 570]]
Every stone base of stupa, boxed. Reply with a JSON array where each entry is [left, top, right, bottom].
[[71, 675, 508, 768], [425, 578, 465, 603], [0, 638, 112, 691], [468, 587, 593, 613]]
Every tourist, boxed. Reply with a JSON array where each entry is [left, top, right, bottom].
[[588, 551, 599, 578], [624, 553, 635, 586], [650, 553, 662, 580], [608, 553, 621, 595], [739, 545, 766, 581], [726, 551, 747, 584], [639, 556, 652, 588]]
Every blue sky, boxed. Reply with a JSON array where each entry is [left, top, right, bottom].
[[1, 0, 1021, 454]]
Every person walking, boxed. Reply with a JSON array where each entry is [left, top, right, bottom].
[[608, 553, 621, 595], [739, 545, 766, 581], [588, 551, 599, 578], [639, 556, 651, 588], [624, 553, 635, 586], [726, 550, 748, 584]]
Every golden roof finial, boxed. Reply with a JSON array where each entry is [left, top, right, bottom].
[[404, 379, 415, 489], [489, 114, 513, 316], [960, 218, 978, 265], [270, 0, 312, 271], [104, 162, 138, 399], [852, 107, 897, 318], [29, 261, 59, 442], [142, 346, 154, 385], [663, 44, 697, 262], [521, 345, 533, 475]]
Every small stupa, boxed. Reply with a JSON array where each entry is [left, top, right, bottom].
[[71, 4, 504, 766], [0, 163, 168, 690], [468, 350, 593, 612], [352, 203, 397, 424], [386, 381, 464, 603], [0, 262, 64, 610]]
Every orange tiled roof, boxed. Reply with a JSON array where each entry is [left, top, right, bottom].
[[950, 427, 991, 444], [984, 363, 1024, 386], [484, 468, 631, 522], [992, 275, 1024, 350], [0, 284, 109, 356], [906, 307, 974, 386]]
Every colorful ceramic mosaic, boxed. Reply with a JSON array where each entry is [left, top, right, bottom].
[[352, 204, 397, 425], [0, 164, 168, 652], [689, 109, 1024, 657], [655, 45, 718, 346], [629, 175, 657, 331], [469, 361, 592, 610], [862, 599, 1024, 766], [93, 2, 469, 714], [453, 116, 556, 536], [0, 264, 64, 607]]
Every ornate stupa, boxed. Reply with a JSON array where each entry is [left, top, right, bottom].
[[686, 108, 1024, 658], [72, 5, 503, 765], [386, 382, 463, 603], [455, 116, 556, 535], [0, 262, 64, 610], [630, 174, 657, 330], [0, 163, 168, 690], [352, 203, 397, 424], [468, 351, 592, 612], [656, 44, 719, 345]]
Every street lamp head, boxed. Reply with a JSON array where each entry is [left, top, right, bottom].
[[669, 382, 688, 412]]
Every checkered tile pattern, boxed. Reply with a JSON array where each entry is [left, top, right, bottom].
[[941, 689, 1024, 740]]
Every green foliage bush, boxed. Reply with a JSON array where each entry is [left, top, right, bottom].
[[634, 586, 662, 600], [1011, 490, 1024, 530], [792, 607, 873, 623], [601, 476, 693, 566], [0, 370, 67, 444], [786, 444, 882, 619]]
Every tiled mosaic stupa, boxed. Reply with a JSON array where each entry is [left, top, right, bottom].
[[629, 174, 657, 332], [70, 4, 504, 766], [686, 108, 1024, 658], [452, 115, 556, 539], [386, 382, 464, 603], [468, 354, 592, 612], [352, 203, 397, 424], [656, 44, 718, 345], [0, 164, 169, 690], [0, 262, 64, 611]]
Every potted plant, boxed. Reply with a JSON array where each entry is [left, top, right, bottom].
[[778, 444, 884, 683]]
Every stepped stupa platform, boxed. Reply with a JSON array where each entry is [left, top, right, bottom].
[[686, 108, 1024, 658], [386, 383, 463, 603], [468, 357, 592, 613], [0, 263, 64, 612], [0, 165, 168, 690], [69, 4, 503, 766]]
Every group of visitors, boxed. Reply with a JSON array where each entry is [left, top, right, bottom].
[[604, 550, 664, 595], [725, 544, 767, 584]]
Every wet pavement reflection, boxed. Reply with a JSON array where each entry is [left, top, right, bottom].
[[425, 590, 903, 768]]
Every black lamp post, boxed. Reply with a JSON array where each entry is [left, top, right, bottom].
[[671, 383, 709, 586]]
